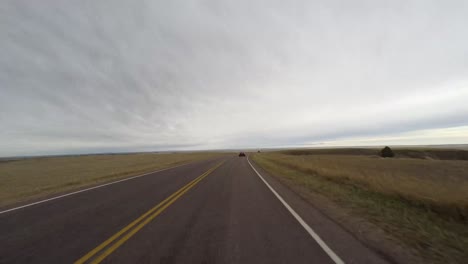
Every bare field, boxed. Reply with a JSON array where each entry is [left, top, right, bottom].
[[0, 152, 227, 208], [252, 151, 468, 263]]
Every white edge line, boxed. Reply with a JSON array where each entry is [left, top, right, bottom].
[[0, 162, 193, 215], [247, 155, 345, 264]]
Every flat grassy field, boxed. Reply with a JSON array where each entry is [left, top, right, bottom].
[[0, 152, 227, 208], [252, 150, 468, 264]]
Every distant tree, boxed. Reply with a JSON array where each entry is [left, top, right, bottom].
[[381, 146, 395, 158]]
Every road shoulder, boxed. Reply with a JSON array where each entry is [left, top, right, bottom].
[[248, 155, 421, 264], [0, 157, 225, 214]]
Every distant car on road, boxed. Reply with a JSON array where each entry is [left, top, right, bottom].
[[238, 152, 246, 157]]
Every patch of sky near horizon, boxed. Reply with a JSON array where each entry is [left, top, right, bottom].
[[1, 0, 468, 156], [304, 126, 468, 149]]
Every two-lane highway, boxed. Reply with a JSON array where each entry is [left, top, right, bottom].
[[0, 155, 388, 263]]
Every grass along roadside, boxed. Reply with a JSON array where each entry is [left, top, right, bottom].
[[0, 152, 228, 208], [252, 152, 468, 264]]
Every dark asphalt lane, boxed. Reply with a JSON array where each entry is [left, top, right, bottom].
[[101, 157, 333, 264], [0, 158, 224, 263], [0, 155, 389, 264]]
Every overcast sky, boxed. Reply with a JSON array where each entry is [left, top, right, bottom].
[[1, 0, 468, 156]]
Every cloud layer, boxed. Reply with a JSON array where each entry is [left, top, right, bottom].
[[1, 0, 468, 156]]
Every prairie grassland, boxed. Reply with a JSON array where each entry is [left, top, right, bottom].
[[257, 152, 468, 218], [0, 152, 226, 208], [281, 147, 468, 160], [252, 152, 468, 263]]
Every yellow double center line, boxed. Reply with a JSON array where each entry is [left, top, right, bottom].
[[75, 161, 224, 264]]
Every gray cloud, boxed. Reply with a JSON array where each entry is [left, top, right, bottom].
[[1, 0, 468, 156]]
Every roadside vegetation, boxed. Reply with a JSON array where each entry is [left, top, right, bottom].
[[0, 152, 226, 208], [252, 149, 468, 264]]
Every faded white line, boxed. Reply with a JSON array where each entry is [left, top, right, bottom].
[[0, 162, 193, 215], [247, 155, 345, 264]]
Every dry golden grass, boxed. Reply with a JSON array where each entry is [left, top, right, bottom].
[[257, 152, 468, 219], [252, 151, 468, 263], [0, 152, 227, 208], [282, 147, 468, 160]]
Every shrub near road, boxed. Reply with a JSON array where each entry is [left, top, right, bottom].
[[252, 150, 468, 264]]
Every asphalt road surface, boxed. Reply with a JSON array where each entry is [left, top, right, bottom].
[[0, 155, 390, 264]]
